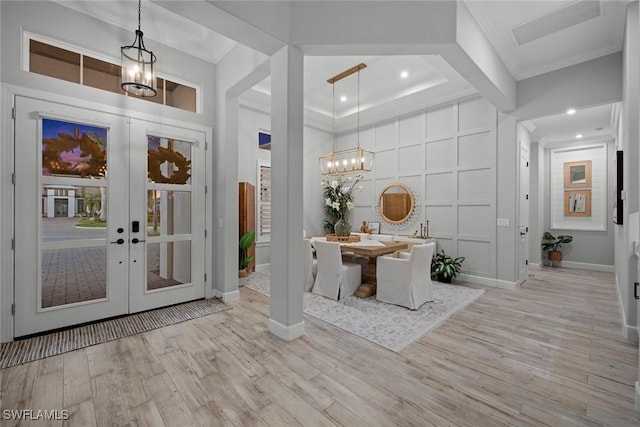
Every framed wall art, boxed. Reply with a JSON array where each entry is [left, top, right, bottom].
[[564, 190, 591, 217], [563, 160, 591, 188]]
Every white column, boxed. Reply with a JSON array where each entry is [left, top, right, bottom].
[[268, 45, 305, 341]]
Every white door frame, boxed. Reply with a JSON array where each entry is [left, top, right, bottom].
[[518, 142, 530, 285], [0, 85, 213, 342]]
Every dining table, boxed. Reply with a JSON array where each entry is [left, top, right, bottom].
[[312, 237, 409, 298]]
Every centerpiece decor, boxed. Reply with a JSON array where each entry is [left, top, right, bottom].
[[322, 175, 363, 237]]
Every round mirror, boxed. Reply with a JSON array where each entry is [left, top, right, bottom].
[[377, 183, 414, 224]]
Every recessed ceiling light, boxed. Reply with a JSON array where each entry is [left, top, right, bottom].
[[340, 95, 347, 102], [400, 71, 409, 79], [576, 134, 583, 139], [566, 108, 576, 115]]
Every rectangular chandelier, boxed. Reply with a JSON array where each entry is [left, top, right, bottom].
[[319, 63, 375, 176], [319, 146, 375, 175]]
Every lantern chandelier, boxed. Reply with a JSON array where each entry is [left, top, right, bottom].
[[319, 63, 375, 176], [121, 0, 157, 97]]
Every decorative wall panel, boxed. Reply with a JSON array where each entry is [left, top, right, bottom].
[[426, 172, 454, 202], [458, 169, 492, 200], [344, 96, 497, 278], [399, 144, 424, 172], [425, 205, 454, 236], [426, 106, 454, 141], [458, 132, 493, 169], [398, 114, 425, 146], [374, 149, 397, 179], [375, 122, 397, 150], [426, 138, 455, 170], [458, 205, 492, 238], [458, 240, 491, 275]]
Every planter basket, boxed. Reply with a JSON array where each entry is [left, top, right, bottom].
[[547, 250, 563, 262]]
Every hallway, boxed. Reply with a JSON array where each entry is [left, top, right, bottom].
[[1, 266, 639, 425]]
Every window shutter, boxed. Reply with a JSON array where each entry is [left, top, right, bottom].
[[258, 164, 271, 239]]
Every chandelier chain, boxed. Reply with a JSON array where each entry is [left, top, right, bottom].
[[357, 67, 360, 148], [332, 82, 336, 153], [137, 0, 142, 32]]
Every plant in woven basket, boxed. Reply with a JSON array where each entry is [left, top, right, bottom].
[[541, 231, 572, 263]]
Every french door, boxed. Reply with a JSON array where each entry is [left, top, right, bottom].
[[14, 96, 205, 337]]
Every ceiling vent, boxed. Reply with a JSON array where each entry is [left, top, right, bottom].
[[512, 0, 600, 46]]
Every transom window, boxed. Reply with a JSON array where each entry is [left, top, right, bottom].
[[28, 37, 198, 113]]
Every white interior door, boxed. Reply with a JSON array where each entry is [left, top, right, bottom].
[[519, 143, 530, 284], [13, 97, 205, 337]]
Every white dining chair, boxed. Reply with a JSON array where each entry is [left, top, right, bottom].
[[311, 240, 361, 300], [376, 242, 436, 309], [303, 238, 317, 292]]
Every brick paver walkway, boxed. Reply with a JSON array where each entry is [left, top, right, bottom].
[[41, 242, 185, 308]]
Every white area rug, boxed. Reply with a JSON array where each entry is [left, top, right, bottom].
[[244, 271, 484, 352]]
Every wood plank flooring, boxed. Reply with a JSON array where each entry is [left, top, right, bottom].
[[1, 266, 639, 426]]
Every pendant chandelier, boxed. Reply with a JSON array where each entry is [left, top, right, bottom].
[[121, 0, 157, 97], [319, 63, 375, 176]]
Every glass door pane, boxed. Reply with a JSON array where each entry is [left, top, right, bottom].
[[146, 136, 192, 292], [40, 119, 108, 308]]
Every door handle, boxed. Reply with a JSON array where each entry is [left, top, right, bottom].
[[635, 282, 639, 300], [110, 238, 125, 245], [520, 232, 526, 236], [131, 238, 146, 244]]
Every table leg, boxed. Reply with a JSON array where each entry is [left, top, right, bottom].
[[354, 256, 378, 298]]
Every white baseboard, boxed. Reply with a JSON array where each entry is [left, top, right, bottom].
[[255, 263, 270, 273], [213, 289, 240, 302], [614, 276, 639, 341], [635, 381, 640, 412], [558, 261, 615, 273], [528, 262, 542, 270], [268, 318, 305, 341], [458, 273, 520, 290]]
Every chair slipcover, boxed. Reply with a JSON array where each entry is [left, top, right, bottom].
[[303, 239, 317, 292], [312, 240, 361, 300], [376, 242, 436, 310]]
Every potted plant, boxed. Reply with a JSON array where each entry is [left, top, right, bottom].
[[431, 249, 465, 283], [541, 231, 573, 263], [238, 231, 255, 278]]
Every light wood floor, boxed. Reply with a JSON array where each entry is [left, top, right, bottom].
[[2, 267, 639, 426]]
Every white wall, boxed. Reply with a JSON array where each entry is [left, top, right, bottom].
[[614, 1, 639, 340], [215, 44, 268, 299], [238, 105, 331, 266]]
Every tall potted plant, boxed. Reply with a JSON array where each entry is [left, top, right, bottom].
[[541, 231, 572, 263], [238, 231, 255, 278]]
